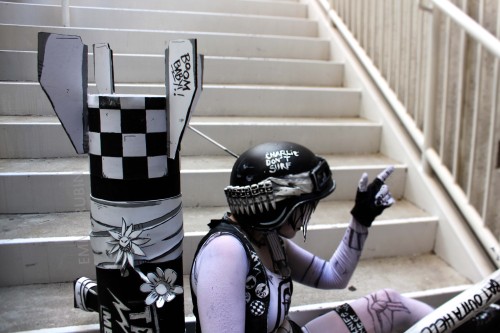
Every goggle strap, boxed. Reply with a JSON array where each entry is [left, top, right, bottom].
[[266, 231, 291, 278]]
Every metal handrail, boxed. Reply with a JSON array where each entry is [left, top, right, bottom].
[[432, 0, 500, 58], [422, 0, 500, 268], [318, 0, 500, 267]]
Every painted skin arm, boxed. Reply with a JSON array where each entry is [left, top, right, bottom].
[[286, 217, 368, 289], [192, 235, 249, 333]]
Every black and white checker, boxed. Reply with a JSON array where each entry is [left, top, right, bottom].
[[249, 300, 266, 316], [88, 95, 168, 180]]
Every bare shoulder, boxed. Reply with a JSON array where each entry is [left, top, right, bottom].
[[198, 233, 248, 263]]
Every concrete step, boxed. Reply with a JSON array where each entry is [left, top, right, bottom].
[[0, 82, 358, 117], [0, 50, 345, 87], [1, 0, 308, 19], [0, 199, 433, 240], [0, 199, 438, 286], [0, 3, 318, 38], [0, 24, 330, 59], [0, 253, 472, 332], [0, 154, 405, 213], [0, 115, 378, 158]]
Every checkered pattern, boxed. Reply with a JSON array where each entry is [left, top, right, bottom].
[[87, 95, 168, 180], [249, 300, 266, 316]]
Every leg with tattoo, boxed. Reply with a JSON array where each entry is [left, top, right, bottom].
[[302, 289, 433, 333], [354, 289, 433, 333], [363, 289, 411, 332]]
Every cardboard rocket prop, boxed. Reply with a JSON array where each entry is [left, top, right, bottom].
[[38, 32, 203, 332]]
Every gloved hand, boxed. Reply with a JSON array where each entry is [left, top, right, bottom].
[[350, 166, 395, 227]]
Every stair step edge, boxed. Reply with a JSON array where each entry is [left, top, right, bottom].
[[1, 3, 318, 38], [0, 219, 438, 287], [0, 24, 331, 60], [0, 165, 407, 213], [2, 0, 308, 18], [0, 51, 345, 86], [0, 199, 435, 239], [0, 153, 401, 172]]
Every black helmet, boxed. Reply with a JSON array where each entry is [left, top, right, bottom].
[[224, 141, 335, 230]]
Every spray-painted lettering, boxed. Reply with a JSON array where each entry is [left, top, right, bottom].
[[265, 150, 299, 173], [335, 304, 365, 333], [485, 279, 500, 299], [105, 289, 157, 332], [171, 53, 192, 97], [101, 306, 113, 333], [419, 279, 500, 333]]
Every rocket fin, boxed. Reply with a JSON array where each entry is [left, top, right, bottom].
[[38, 32, 88, 154], [165, 39, 203, 159], [93, 43, 115, 94]]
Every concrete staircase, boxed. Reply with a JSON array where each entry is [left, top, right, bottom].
[[0, 0, 494, 332]]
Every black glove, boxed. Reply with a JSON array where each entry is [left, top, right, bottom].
[[350, 166, 395, 227]]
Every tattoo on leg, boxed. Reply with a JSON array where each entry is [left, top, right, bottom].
[[363, 289, 411, 333]]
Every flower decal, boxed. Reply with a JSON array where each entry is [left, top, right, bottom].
[[108, 218, 149, 272], [140, 267, 184, 308]]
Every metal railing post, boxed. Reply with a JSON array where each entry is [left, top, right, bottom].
[[62, 0, 70, 27], [422, 1, 439, 174]]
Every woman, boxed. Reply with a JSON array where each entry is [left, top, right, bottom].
[[190, 141, 433, 333]]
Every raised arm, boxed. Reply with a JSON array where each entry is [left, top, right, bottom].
[[287, 167, 395, 289]]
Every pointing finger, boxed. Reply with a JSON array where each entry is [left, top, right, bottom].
[[377, 166, 394, 183]]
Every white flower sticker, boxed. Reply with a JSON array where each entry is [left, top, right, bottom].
[[140, 267, 184, 308], [108, 218, 149, 272]]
